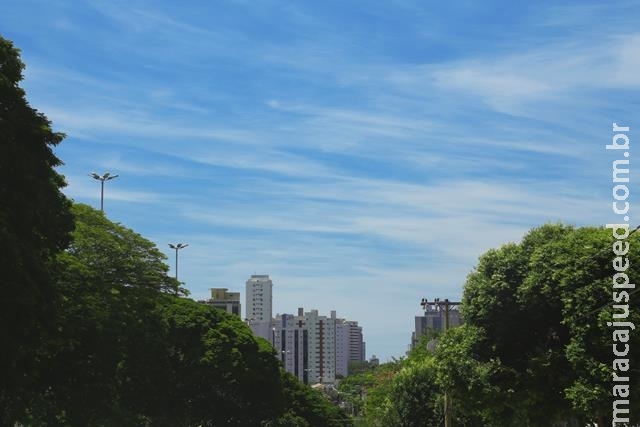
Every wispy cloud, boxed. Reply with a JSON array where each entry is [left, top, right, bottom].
[[64, 174, 165, 204], [4, 0, 638, 361], [387, 31, 640, 117]]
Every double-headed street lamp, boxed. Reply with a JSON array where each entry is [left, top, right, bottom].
[[90, 172, 119, 212], [168, 243, 188, 281]]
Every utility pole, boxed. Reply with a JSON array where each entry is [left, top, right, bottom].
[[420, 297, 460, 427]]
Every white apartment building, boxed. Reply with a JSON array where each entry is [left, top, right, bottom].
[[305, 309, 337, 385], [273, 308, 365, 384], [273, 311, 309, 383], [245, 274, 273, 342]]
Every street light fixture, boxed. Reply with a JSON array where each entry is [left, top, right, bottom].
[[90, 172, 119, 212], [168, 243, 188, 281]]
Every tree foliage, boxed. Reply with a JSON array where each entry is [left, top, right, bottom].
[[0, 35, 74, 424], [446, 223, 640, 425], [277, 370, 352, 427], [348, 224, 639, 426], [12, 203, 346, 426]]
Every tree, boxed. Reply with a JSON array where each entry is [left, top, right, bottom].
[[356, 359, 405, 426], [129, 296, 284, 426], [60, 203, 182, 295], [434, 325, 509, 426], [26, 204, 283, 426], [24, 203, 347, 426], [442, 223, 640, 425], [28, 204, 182, 425], [386, 357, 442, 427], [276, 370, 352, 427], [345, 223, 638, 425], [0, 35, 74, 424]]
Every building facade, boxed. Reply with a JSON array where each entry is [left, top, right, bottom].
[[273, 308, 365, 384], [273, 311, 309, 384], [205, 288, 241, 316], [410, 306, 461, 351], [245, 274, 274, 342]]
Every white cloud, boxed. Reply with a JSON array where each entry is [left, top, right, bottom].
[[386, 32, 640, 116], [7, 0, 637, 361]]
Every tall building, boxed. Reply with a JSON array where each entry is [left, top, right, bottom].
[[335, 319, 365, 377], [245, 274, 274, 342], [305, 309, 337, 385], [410, 306, 461, 351], [346, 320, 365, 363], [335, 320, 349, 377], [273, 308, 365, 384], [205, 288, 241, 316], [273, 311, 309, 384]]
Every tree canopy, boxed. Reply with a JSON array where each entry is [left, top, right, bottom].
[[342, 223, 639, 426], [0, 35, 74, 424], [14, 203, 348, 426], [444, 223, 640, 426]]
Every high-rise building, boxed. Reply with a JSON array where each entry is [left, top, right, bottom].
[[205, 288, 241, 316], [410, 306, 461, 351], [346, 320, 365, 363], [273, 311, 309, 384], [273, 308, 365, 384], [245, 274, 274, 342], [335, 320, 350, 377], [305, 309, 337, 385], [335, 319, 365, 377]]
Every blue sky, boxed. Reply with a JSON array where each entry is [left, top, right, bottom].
[[2, 0, 638, 361]]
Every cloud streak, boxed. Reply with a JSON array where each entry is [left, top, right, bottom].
[[4, 0, 638, 361]]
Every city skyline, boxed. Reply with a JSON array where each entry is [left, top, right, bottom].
[[1, 0, 638, 361]]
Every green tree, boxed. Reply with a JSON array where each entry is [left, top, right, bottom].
[[135, 296, 284, 426], [0, 35, 74, 425], [276, 370, 352, 427], [434, 325, 509, 426], [387, 357, 442, 427], [358, 359, 404, 426], [28, 204, 182, 425], [26, 204, 283, 426], [26, 203, 346, 426], [443, 223, 640, 425]]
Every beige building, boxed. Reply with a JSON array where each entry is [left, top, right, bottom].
[[206, 288, 241, 316]]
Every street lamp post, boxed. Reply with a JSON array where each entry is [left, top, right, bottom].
[[90, 172, 119, 212], [168, 243, 188, 281]]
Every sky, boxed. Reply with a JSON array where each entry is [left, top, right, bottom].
[[2, 0, 638, 362]]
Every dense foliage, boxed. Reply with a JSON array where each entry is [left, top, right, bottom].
[[341, 224, 639, 426], [15, 203, 350, 426], [0, 35, 74, 424], [449, 224, 639, 425]]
